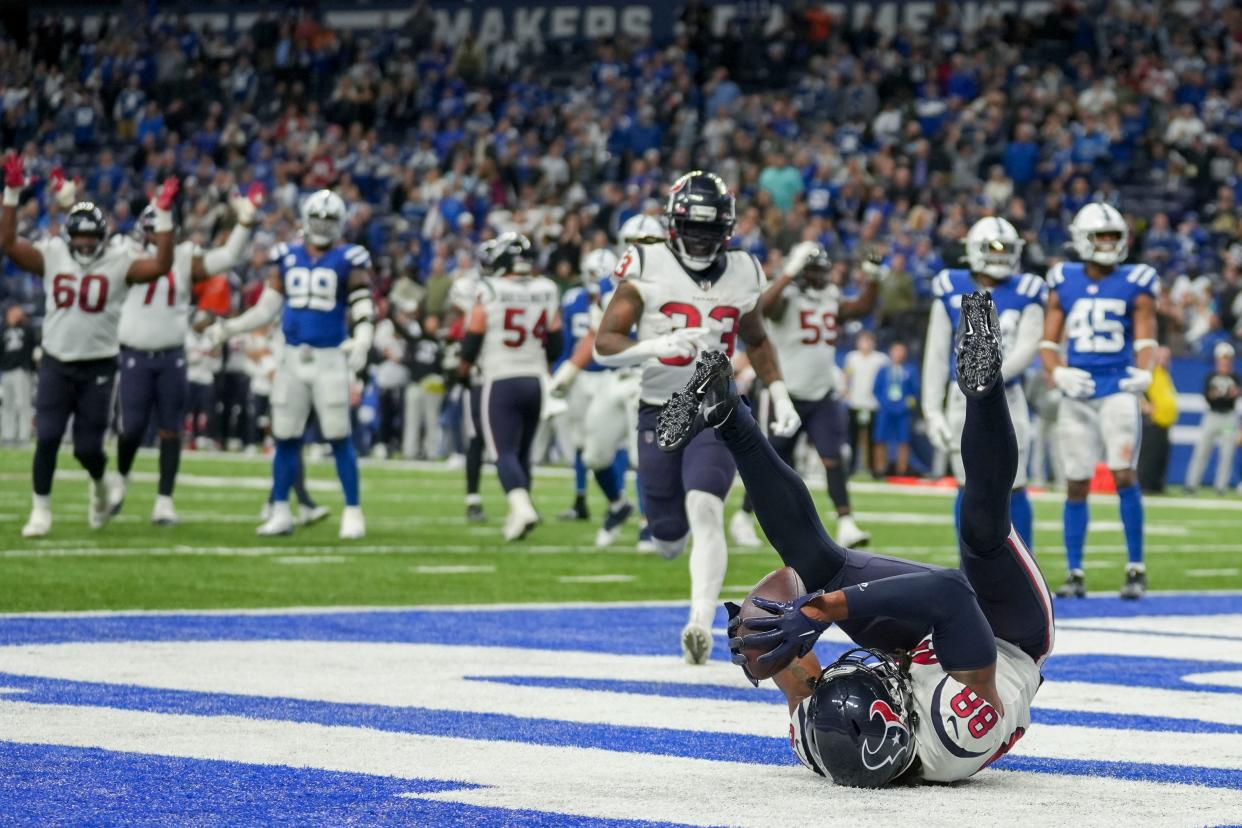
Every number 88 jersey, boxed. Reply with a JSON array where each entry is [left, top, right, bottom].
[[1047, 261, 1159, 398], [271, 241, 371, 348], [617, 242, 765, 405]]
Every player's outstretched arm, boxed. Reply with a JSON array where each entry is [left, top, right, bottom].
[[127, 177, 179, 283], [0, 153, 43, 276], [838, 258, 883, 321], [592, 281, 703, 366], [739, 307, 801, 437], [209, 271, 285, 344], [772, 651, 822, 714]]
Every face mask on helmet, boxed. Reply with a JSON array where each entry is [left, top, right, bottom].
[[1071, 204, 1129, 266], [801, 648, 916, 788], [301, 192, 345, 248], [966, 237, 1024, 279], [64, 204, 108, 266], [491, 233, 535, 277], [797, 250, 833, 290], [670, 215, 732, 269], [665, 171, 735, 271]]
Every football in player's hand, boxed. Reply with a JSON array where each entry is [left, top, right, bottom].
[[731, 566, 806, 680]]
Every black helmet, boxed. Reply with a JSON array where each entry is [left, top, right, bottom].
[[64, 202, 108, 265], [488, 231, 535, 277], [797, 648, 916, 788], [665, 170, 735, 270], [797, 244, 832, 291]]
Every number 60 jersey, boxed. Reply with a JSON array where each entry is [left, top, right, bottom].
[[270, 241, 372, 348], [1047, 261, 1159, 398], [616, 241, 765, 405], [37, 234, 142, 361]]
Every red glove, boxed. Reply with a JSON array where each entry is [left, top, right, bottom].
[[154, 176, 179, 211], [49, 166, 65, 192], [4, 152, 25, 189], [245, 181, 266, 207]]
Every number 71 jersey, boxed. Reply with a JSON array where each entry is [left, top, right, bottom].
[[618, 242, 765, 405], [1048, 262, 1159, 398], [271, 241, 371, 348]]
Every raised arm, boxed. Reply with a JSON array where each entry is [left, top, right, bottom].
[[1, 153, 43, 275], [126, 177, 179, 284], [839, 260, 883, 320], [191, 183, 265, 282]]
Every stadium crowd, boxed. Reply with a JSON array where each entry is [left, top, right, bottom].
[[1, 1, 1241, 481]]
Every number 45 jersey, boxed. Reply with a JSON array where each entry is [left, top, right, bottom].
[[617, 242, 765, 405], [270, 241, 372, 348], [1048, 262, 1159, 398]]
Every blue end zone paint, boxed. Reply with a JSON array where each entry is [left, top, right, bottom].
[[0, 741, 694, 828]]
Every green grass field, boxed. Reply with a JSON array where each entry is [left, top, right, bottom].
[[1, 446, 1239, 613]]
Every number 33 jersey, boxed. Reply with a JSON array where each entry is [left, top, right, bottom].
[[616, 242, 765, 405], [37, 235, 141, 362], [1048, 262, 1159, 398], [271, 241, 372, 348]]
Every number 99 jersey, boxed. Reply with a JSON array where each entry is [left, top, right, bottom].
[[617, 242, 765, 405], [270, 241, 372, 348], [1047, 262, 1159, 398]]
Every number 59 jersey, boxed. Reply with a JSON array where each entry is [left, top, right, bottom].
[[1048, 262, 1159, 398], [36, 234, 140, 362], [477, 274, 561, 381], [618, 242, 765, 405], [270, 241, 372, 348]]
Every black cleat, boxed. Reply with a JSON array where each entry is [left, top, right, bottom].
[[1119, 567, 1147, 600], [656, 350, 737, 452], [1055, 571, 1087, 599], [466, 503, 487, 523], [955, 290, 1004, 398], [557, 494, 590, 521]]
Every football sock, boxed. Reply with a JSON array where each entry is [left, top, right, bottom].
[[1117, 484, 1144, 565], [718, 401, 847, 590], [33, 437, 60, 496], [329, 438, 360, 507], [686, 489, 726, 629], [293, 460, 316, 508], [1010, 487, 1033, 550], [593, 463, 622, 503], [271, 438, 300, 504], [612, 449, 629, 487], [825, 463, 850, 511], [634, 472, 647, 516], [157, 436, 180, 497], [116, 434, 142, 478], [33, 493, 50, 511], [958, 377, 1016, 555], [1063, 499, 1087, 573], [466, 436, 483, 496], [573, 452, 587, 495]]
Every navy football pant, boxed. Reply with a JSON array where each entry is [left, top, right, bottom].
[[33, 355, 116, 494], [720, 382, 1053, 664], [116, 346, 188, 496], [481, 376, 542, 492], [637, 405, 735, 541]]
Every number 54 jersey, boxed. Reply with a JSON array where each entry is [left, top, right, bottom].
[[1047, 262, 1159, 398], [270, 241, 372, 348], [616, 242, 765, 405]]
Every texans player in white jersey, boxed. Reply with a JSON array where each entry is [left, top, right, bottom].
[[207, 190, 374, 540], [458, 232, 563, 541], [594, 171, 802, 665], [923, 217, 1045, 549], [446, 241, 493, 524], [1042, 203, 1158, 599], [0, 152, 178, 537], [107, 184, 264, 526], [656, 292, 1052, 787], [547, 247, 637, 546], [731, 241, 880, 550]]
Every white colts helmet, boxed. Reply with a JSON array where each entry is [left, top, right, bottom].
[[581, 248, 619, 287], [618, 213, 666, 248], [1070, 202, 1129, 266], [300, 189, 346, 248], [965, 216, 1024, 279]]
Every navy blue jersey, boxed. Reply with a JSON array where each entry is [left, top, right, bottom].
[[932, 269, 1047, 384], [1047, 262, 1159, 397], [270, 241, 371, 348]]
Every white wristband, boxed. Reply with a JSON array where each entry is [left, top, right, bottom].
[[153, 208, 173, 233], [1133, 338, 1158, 352], [1038, 340, 1061, 352], [3, 187, 20, 207]]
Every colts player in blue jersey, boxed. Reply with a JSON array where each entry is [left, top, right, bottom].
[[922, 217, 1045, 549], [208, 190, 374, 539], [1042, 203, 1158, 599]]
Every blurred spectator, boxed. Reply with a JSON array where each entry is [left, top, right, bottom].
[[1138, 346, 1179, 495], [871, 342, 919, 477], [843, 330, 888, 476], [1184, 342, 1241, 494], [0, 304, 35, 445]]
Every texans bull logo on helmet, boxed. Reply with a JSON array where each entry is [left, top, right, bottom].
[[861, 699, 911, 771]]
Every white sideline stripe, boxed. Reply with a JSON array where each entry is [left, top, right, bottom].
[[271, 556, 347, 565], [851, 512, 1190, 535], [0, 599, 697, 619], [412, 565, 496, 575], [1187, 568, 1241, 578], [557, 575, 635, 584], [4, 701, 1242, 827]]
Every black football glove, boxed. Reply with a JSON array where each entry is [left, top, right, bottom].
[[741, 590, 830, 666], [724, 601, 760, 687]]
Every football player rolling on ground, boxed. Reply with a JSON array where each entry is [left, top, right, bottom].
[[109, 184, 264, 525], [732, 241, 880, 550], [0, 153, 178, 537], [923, 217, 1045, 549], [594, 171, 801, 664], [547, 247, 636, 547], [1042, 203, 1158, 599], [656, 291, 1052, 786], [459, 232, 563, 541], [207, 189, 373, 539]]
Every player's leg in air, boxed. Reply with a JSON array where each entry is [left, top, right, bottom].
[[482, 376, 544, 541]]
